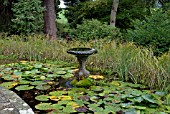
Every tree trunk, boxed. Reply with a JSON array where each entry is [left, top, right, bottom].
[[43, 0, 57, 40], [110, 0, 119, 27]]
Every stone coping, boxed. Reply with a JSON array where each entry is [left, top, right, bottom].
[[0, 86, 34, 114]]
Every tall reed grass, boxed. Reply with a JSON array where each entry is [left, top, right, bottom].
[[0, 34, 169, 90]]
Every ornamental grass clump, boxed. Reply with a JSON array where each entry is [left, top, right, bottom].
[[0, 34, 169, 90]]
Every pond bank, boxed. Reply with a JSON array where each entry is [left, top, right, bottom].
[[0, 86, 34, 114]]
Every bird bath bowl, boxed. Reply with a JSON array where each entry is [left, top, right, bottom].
[[67, 48, 97, 80]]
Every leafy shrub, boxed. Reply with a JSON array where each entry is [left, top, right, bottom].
[[127, 9, 170, 56], [11, 0, 44, 35], [68, 19, 122, 41]]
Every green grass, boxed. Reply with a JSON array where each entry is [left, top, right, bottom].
[[0, 34, 169, 90]]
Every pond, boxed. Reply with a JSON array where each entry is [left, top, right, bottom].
[[0, 61, 169, 114]]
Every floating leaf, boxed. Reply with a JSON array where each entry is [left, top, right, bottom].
[[132, 106, 146, 110], [125, 108, 137, 114], [13, 70, 22, 76], [155, 91, 166, 97], [35, 85, 51, 90], [62, 73, 74, 79], [55, 71, 66, 75], [49, 91, 68, 96], [35, 95, 50, 101], [1, 75, 16, 81], [30, 81, 47, 85], [15, 85, 34, 91], [59, 95, 73, 101], [19, 80, 32, 84], [89, 75, 104, 80], [111, 81, 121, 86], [0, 82, 18, 89], [35, 103, 52, 110], [67, 102, 80, 109], [142, 94, 159, 104], [34, 64, 43, 69], [75, 106, 88, 113], [52, 104, 64, 110], [50, 96, 60, 101]]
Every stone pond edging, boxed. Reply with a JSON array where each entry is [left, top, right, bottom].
[[0, 86, 34, 114]]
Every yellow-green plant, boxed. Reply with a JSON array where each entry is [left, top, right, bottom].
[[0, 34, 169, 90]]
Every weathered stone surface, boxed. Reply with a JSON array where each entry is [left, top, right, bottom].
[[0, 86, 34, 114]]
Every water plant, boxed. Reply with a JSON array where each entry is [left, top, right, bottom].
[[0, 61, 169, 113]]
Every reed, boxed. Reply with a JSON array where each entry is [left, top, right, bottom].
[[0, 34, 169, 90]]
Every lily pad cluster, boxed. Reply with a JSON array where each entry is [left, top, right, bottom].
[[35, 81, 170, 113], [0, 61, 75, 91], [0, 61, 169, 113]]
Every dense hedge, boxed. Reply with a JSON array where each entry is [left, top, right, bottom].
[[127, 9, 170, 56], [68, 19, 122, 41]]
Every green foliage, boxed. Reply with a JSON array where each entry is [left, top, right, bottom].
[[0, 34, 169, 90], [0, 61, 169, 113], [65, 0, 112, 27], [127, 9, 170, 56], [11, 0, 44, 35], [68, 19, 122, 41]]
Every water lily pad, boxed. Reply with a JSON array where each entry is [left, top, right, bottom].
[[89, 75, 104, 80], [52, 104, 64, 110], [34, 64, 43, 69], [55, 71, 66, 75], [35, 95, 50, 101], [75, 106, 88, 113], [1, 75, 17, 81], [49, 91, 68, 96], [62, 73, 74, 79], [35, 85, 51, 90], [142, 94, 159, 104], [58, 95, 73, 101], [111, 81, 121, 86], [30, 81, 47, 85], [132, 106, 146, 110], [19, 80, 32, 84], [0, 82, 18, 89], [50, 96, 60, 101], [15, 85, 34, 91], [35, 103, 52, 110]]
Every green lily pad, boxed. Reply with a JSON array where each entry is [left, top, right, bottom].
[[35, 103, 52, 110], [49, 91, 68, 96], [0, 82, 18, 89], [30, 81, 47, 85], [142, 94, 159, 104], [13, 70, 22, 76], [52, 104, 64, 110], [19, 80, 32, 84], [35, 85, 51, 90], [132, 105, 146, 110], [1, 75, 17, 81], [55, 71, 66, 75], [35, 95, 50, 101], [15, 85, 34, 91], [62, 73, 74, 79], [34, 64, 43, 69]]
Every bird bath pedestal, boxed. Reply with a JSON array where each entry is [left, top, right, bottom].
[[67, 48, 97, 80]]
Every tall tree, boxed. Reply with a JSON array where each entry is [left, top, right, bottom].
[[43, 0, 57, 40], [110, 0, 119, 27]]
